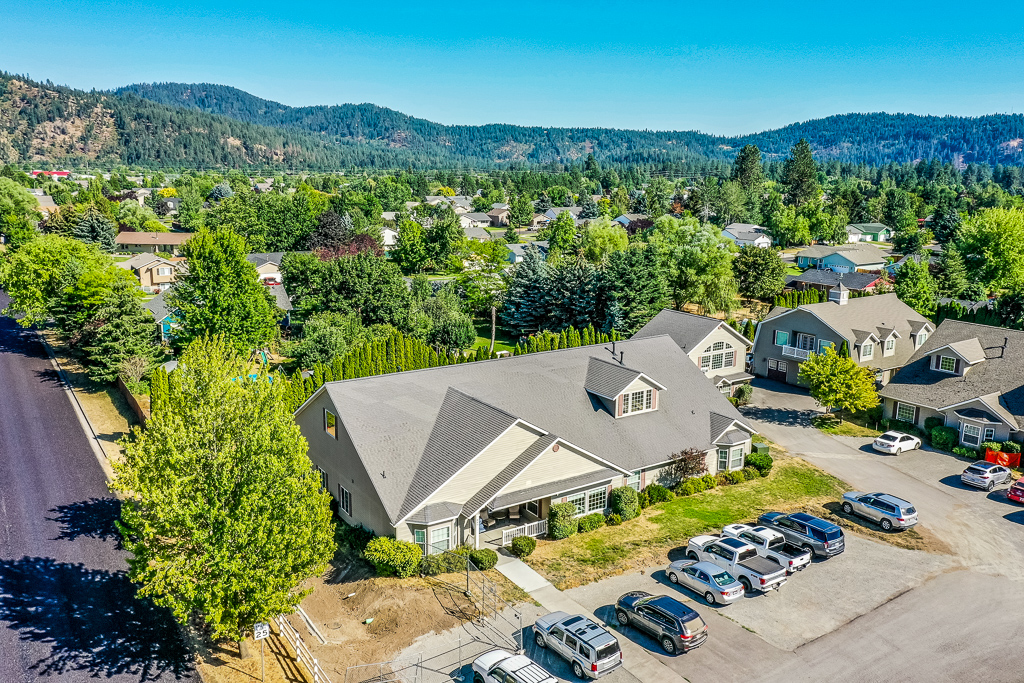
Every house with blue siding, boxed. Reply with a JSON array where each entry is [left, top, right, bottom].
[[795, 243, 888, 273]]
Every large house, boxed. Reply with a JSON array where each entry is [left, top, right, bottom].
[[114, 231, 192, 255], [751, 291, 933, 386], [785, 269, 881, 295], [295, 337, 756, 552], [721, 223, 772, 249], [632, 309, 753, 396], [845, 223, 892, 243], [795, 243, 887, 272], [879, 321, 1024, 447], [116, 253, 186, 293], [246, 252, 303, 282], [507, 241, 549, 263]]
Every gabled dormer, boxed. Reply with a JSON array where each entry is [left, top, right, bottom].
[[876, 327, 901, 357], [909, 320, 933, 349], [852, 329, 880, 362], [584, 356, 667, 418], [930, 338, 986, 376]]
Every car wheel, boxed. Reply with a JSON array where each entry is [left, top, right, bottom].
[[841, 502, 853, 514], [661, 636, 676, 655], [687, 551, 699, 561], [739, 577, 752, 593], [880, 518, 893, 531], [802, 544, 814, 556], [573, 661, 586, 679], [704, 591, 717, 605], [986, 481, 995, 491], [535, 632, 546, 648], [895, 447, 902, 455], [616, 610, 629, 626], [669, 572, 678, 584]]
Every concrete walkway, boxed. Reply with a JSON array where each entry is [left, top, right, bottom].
[[495, 552, 686, 683]]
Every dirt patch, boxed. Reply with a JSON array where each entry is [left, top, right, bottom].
[[818, 501, 954, 555], [193, 624, 311, 683]]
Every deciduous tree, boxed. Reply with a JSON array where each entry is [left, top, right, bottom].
[[734, 245, 786, 301], [797, 346, 878, 419]]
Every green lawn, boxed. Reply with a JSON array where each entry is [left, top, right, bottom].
[[527, 457, 850, 589], [472, 321, 517, 353], [785, 265, 804, 275], [812, 414, 883, 437]]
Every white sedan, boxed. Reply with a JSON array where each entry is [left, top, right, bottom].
[[872, 431, 922, 455]]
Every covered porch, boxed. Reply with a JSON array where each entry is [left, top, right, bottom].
[[471, 498, 550, 548]]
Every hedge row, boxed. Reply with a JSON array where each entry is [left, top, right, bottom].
[[363, 537, 498, 577]]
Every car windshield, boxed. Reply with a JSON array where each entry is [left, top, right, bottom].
[[810, 527, 842, 542], [680, 615, 705, 635], [767, 536, 784, 549], [595, 641, 620, 661], [878, 434, 897, 442], [711, 571, 735, 586]]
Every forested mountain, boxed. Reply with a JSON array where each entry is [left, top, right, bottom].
[[4, 70, 1024, 171]]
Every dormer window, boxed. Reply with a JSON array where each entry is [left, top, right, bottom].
[[621, 388, 654, 415], [860, 343, 873, 360], [884, 338, 896, 356], [938, 355, 956, 373], [700, 341, 736, 372], [916, 331, 928, 347]]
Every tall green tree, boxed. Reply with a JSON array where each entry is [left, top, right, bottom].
[[425, 205, 465, 270], [545, 210, 577, 255], [391, 218, 428, 274], [797, 346, 878, 420], [168, 227, 279, 352], [732, 145, 765, 193], [649, 216, 737, 315], [935, 245, 971, 298], [580, 217, 629, 263], [894, 256, 936, 315], [112, 336, 335, 654], [733, 245, 786, 301], [602, 246, 664, 335], [501, 244, 548, 334], [73, 205, 117, 251], [83, 279, 162, 383], [509, 194, 534, 227], [782, 139, 820, 207], [958, 207, 1024, 290]]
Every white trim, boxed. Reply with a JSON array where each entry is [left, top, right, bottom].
[[585, 370, 668, 401], [711, 418, 759, 444], [937, 355, 957, 373], [894, 402, 916, 423], [930, 344, 981, 366], [689, 322, 752, 351]]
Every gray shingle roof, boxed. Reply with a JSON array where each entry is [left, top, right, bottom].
[[247, 252, 308, 268], [316, 337, 754, 524], [584, 357, 644, 399], [784, 270, 880, 291], [796, 243, 888, 266], [722, 223, 768, 240], [464, 212, 491, 222], [405, 501, 463, 525], [847, 223, 890, 235], [464, 225, 491, 241], [145, 290, 170, 321], [717, 429, 750, 446], [266, 283, 292, 311], [879, 320, 1024, 427], [632, 309, 749, 353], [710, 412, 738, 442], [942, 338, 987, 364]]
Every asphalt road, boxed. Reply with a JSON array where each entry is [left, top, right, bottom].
[[0, 291, 194, 682]]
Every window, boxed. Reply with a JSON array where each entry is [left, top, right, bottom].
[[797, 333, 816, 351], [700, 355, 711, 371], [621, 388, 654, 415], [962, 423, 981, 446], [700, 343, 735, 372], [718, 448, 728, 471], [817, 339, 834, 354], [860, 343, 873, 359], [939, 356, 956, 372], [324, 409, 337, 438], [339, 485, 352, 516], [917, 331, 928, 347], [774, 330, 790, 347], [625, 470, 641, 491], [414, 529, 426, 554], [316, 467, 327, 491], [984, 427, 995, 442], [720, 384, 732, 394], [587, 487, 607, 513], [730, 447, 744, 470], [895, 403, 916, 423], [429, 526, 450, 554], [156, 267, 172, 276], [884, 338, 895, 355], [566, 492, 586, 515]]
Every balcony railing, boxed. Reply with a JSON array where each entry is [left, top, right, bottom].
[[502, 519, 548, 546], [780, 345, 812, 361]]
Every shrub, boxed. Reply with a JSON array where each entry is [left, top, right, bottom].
[[364, 536, 423, 578], [637, 489, 651, 510], [420, 545, 470, 576], [509, 535, 536, 558], [578, 512, 606, 533], [742, 466, 761, 481], [884, 419, 919, 435], [952, 446, 977, 458], [861, 404, 884, 425], [699, 473, 718, 490], [930, 426, 959, 452], [727, 470, 746, 485], [676, 480, 697, 496], [548, 502, 580, 539], [605, 513, 622, 526], [733, 383, 753, 406], [675, 473, 718, 497], [923, 416, 944, 433], [1002, 441, 1021, 454], [746, 452, 774, 477], [980, 441, 1002, 453], [728, 397, 740, 407], [669, 447, 710, 480], [716, 472, 732, 486], [469, 548, 498, 570], [609, 486, 640, 521], [644, 483, 674, 504]]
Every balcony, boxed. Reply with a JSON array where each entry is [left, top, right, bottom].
[[780, 345, 812, 361]]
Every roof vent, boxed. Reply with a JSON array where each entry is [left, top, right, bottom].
[[619, 351, 625, 366]]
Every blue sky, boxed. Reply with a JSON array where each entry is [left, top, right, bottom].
[[4, 0, 1024, 135]]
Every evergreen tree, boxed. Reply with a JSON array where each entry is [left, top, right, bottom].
[[602, 246, 665, 335], [73, 205, 116, 251], [782, 139, 820, 207], [545, 256, 600, 330], [936, 245, 971, 298], [743, 319, 756, 340], [578, 195, 600, 219], [894, 256, 937, 315], [536, 193, 553, 212], [501, 244, 548, 334], [732, 145, 765, 193], [426, 205, 465, 270], [838, 340, 850, 358], [83, 279, 161, 384]]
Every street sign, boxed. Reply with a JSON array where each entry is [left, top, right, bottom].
[[253, 622, 270, 641]]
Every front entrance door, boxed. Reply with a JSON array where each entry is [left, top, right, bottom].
[[767, 358, 788, 382]]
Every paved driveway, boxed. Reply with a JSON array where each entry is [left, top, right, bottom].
[[0, 292, 194, 682]]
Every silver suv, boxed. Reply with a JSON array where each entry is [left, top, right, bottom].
[[533, 612, 622, 679], [841, 491, 917, 531]]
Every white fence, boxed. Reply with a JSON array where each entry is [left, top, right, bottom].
[[501, 518, 548, 546], [781, 346, 812, 361], [275, 615, 334, 683]]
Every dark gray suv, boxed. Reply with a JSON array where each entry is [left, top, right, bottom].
[[614, 592, 708, 654], [757, 511, 844, 558]]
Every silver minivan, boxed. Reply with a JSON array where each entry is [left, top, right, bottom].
[[533, 612, 622, 679], [841, 491, 918, 531]]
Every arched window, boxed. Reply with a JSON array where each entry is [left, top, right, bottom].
[[700, 342, 735, 372]]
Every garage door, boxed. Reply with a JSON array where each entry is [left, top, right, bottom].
[[767, 358, 788, 382]]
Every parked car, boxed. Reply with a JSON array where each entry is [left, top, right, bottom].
[[1008, 479, 1024, 504], [532, 612, 622, 679], [664, 559, 744, 605], [757, 511, 845, 558], [872, 431, 922, 455], [841, 492, 918, 531], [614, 592, 708, 654], [961, 462, 1014, 491], [722, 524, 812, 574], [472, 649, 557, 683], [686, 536, 787, 593]]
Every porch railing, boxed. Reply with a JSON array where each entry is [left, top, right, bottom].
[[781, 346, 812, 361], [502, 519, 548, 546]]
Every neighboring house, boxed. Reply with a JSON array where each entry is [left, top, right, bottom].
[[461, 213, 492, 229], [246, 252, 310, 282], [253, 181, 273, 193], [751, 291, 933, 386], [507, 241, 549, 263], [294, 337, 756, 551], [936, 297, 994, 313], [266, 283, 293, 327], [451, 196, 474, 212], [784, 270, 880, 294], [884, 252, 939, 277], [114, 231, 192, 255], [845, 223, 891, 243], [464, 224, 492, 242], [491, 203, 510, 211], [879, 320, 1024, 446], [721, 223, 772, 249], [545, 207, 583, 221], [632, 309, 754, 396], [613, 214, 648, 229], [382, 227, 399, 250], [794, 243, 887, 272], [116, 253, 186, 293], [158, 197, 181, 214], [529, 214, 550, 229], [145, 290, 176, 343], [381, 211, 398, 223], [487, 208, 511, 227]]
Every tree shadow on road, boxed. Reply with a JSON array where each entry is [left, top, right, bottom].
[[48, 497, 124, 550], [0, 556, 194, 680], [739, 404, 814, 427]]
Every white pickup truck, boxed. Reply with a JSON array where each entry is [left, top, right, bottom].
[[722, 524, 812, 574], [686, 535, 788, 593]]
